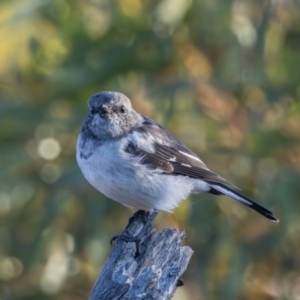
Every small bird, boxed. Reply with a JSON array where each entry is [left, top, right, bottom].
[[76, 91, 278, 229]]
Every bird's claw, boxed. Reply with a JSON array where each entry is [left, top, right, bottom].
[[110, 232, 141, 257], [110, 210, 158, 258]]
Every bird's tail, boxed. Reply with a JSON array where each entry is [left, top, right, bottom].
[[209, 184, 278, 222]]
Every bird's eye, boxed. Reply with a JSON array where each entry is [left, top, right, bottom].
[[100, 110, 107, 118], [90, 107, 96, 115], [119, 105, 126, 114]]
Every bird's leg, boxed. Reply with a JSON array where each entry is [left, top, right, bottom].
[[110, 210, 148, 246], [142, 210, 159, 230], [126, 210, 149, 228], [110, 210, 159, 257]]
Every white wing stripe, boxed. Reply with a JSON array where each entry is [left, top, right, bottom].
[[181, 163, 191, 167], [179, 150, 202, 162]]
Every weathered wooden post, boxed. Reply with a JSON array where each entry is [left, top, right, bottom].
[[88, 211, 193, 300]]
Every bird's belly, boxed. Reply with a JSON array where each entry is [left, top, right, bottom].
[[78, 153, 203, 212], [77, 142, 210, 212]]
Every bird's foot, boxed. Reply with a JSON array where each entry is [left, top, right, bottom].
[[110, 210, 159, 257], [111, 232, 142, 257], [110, 210, 148, 246], [110, 232, 140, 246]]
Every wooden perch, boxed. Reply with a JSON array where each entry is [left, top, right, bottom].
[[88, 211, 194, 300]]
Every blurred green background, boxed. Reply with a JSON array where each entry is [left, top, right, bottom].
[[1, 0, 300, 299]]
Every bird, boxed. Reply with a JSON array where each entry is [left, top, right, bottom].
[[76, 91, 278, 234]]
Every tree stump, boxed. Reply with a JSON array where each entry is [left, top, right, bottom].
[[88, 211, 194, 300]]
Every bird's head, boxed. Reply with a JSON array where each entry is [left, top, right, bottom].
[[82, 91, 142, 141]]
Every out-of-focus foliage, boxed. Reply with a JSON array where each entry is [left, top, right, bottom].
[[0, 0, 300, 299]]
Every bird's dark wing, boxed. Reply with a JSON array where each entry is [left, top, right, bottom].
[[126, 116, 235, 187], [125, 116, 278, 222]]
